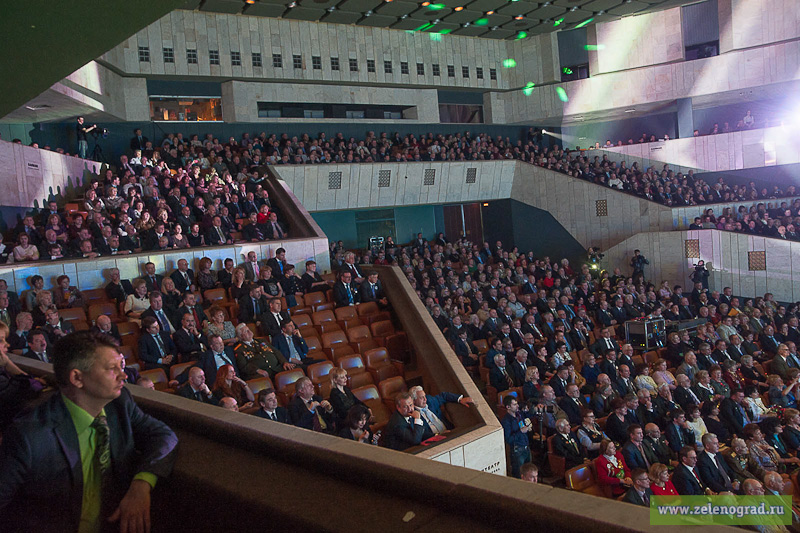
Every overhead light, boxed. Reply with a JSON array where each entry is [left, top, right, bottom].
[[491, 25, 499, 29], [365, 10, 372, 15], [433, 18, 440, 23], [401, 13, 408, 18], [421, 1, 430, 5], [287, 1, 296, 6], [542, 129, 547, 133], [327, 6, 335, 11], [463, 22, 470, 26], [570, 6, 578, 11], [514, 15, 523, 19], [454, 6, 463, 11], [245, 0, 255, 4], [486, 10, 494, 14], [483, 203, 489, 207], [625, 108, 636, 113]]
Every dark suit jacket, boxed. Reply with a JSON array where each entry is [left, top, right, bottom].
[[665, 422, 696, 452], [549, 376, 569, 398], [238, 294, 269, 324], [359, 279, 386, 303], [675, 386, 702, 409], [385, 411, 426, 451], [719, 397, 747, 437], [273, 333, 310, 363], [489, 366, 513, 392], [254, 407, 289, 423], [622, 440, 657, 471], [261, 310, 291, 339], [622, 488, 653, 507], [288, 394, 334, 433], [553, 432, 586, 469], [177, 305, 208, 326], [696, 450, 735, 493], [144, 274, 164, 293], [41, 320, 75, 345], [265, 221, 287, 240], [138, 332, 178, 369], [508, 361, 529, 387], [177, 384, 217, 405], [772, 354, 792, 380], [672, 463, 706, 495], [141, 307, 177, 335], [266, 257, 289, 279], [206, 226, 231, 246], [172, 328, 207, 360], [558, 396, 587, 426], [105, 279, 135, 304], [332, 281, 359, 308], [591, 338, 621, 358], [89, 323, 121, 343], [0, 389, 177, 532], [170, 269, 196, 293]]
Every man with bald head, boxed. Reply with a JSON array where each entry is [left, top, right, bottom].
[[90, 314, 121, 343], [177, 367, 217, 405]]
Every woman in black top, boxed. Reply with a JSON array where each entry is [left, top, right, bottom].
[[338, 405, 378, 444], [329, 367, 367, 426]]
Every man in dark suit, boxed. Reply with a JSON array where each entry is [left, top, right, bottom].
[[338, 251, 364, 284], [622, 469, 654, 507], [385, 391, 428, 451], [288, 377, 335, 434], [138, 317, 178, 371], [548, 365, 571, 399], [42, 307, 75, 345], [674, 374, 702, 410], [273, 320, 324, 368], [254, 388, 289, 423], [176, 367, 217, 405], [140, 292, 177, 335], [760, 326, 781, 356], [172, 313, 208, 362], [719, 390, 748, 438], [558, 384, 588, 425], [261, 297, 291, 339], [242, 213, 268, 242], [143, 262, 164, 292], [360, 271, 389, 308], [508, 348, 532, 387], [552, 418, 587, 470], [489, 354, 514, 393], [332, 270, 359, 308], [174, 334, 240, 388], [170, 259, 196, 293], [0, 331, 178, 532], [672, 446, 707, 495], [697, 433, 738, 493], [238, 284, 270, 327], [130, 128, 149, 150], [614, 364, 637, 398], [454, 329, 479, 367], [266, 247, 289, 280], [622, 424, 657, 471], [240, 250, 264, 282], [665, 409, 696, 453], [22, 329, 51, 363], [206, 216, 232, 246], [598, 350, 619, 383], [105, 268, 135, 304], [90, 314, 121, 344], [590, 328, 621, 358], [264, 212, 287, 240]]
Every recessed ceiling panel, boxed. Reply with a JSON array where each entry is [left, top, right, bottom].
[[581, 0, 621, 12], [282, 6, 326, 19], [410, 6, 454, 18], [202, 0, 244, 13], [338, 0, 384, 12], [496, 3, 538, 15], [482, 28, 516, 39], [607, 1, 648, 15], [321, 10, 364, 23], [356, 14, 398, 25], [441, 9, 484, 24], [244, 3, 288, 17], [451, 25, 490, 36], [375, 1, 417, 15]]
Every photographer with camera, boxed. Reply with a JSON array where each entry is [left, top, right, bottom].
[[691, 260, 710, 291], [501, 394, 533, 478], [75, 117, 96, 159]]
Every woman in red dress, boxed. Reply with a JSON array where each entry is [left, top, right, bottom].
[[649, 463, 678, 496], [594, 439, 632, 497]]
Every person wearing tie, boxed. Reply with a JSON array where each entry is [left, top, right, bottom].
[[170, 259, 196, 294], [672, 446, 708, 495], [140, 292, 175, 335], [177, 367, 217, 405], [333, 271, 359, 308], [665, 409, 696, 453], [410, 385, 472, 437], [266, 212, 286, 240], [360, 271, 389, 308], [622, 468, 654, 507], [137, 317, 176, 371], [489, 354, 515, 393], [591, 328, 620, 358], [273, 320, 323, 368], [254, 388, 289, 423], [697, 433, 738, 493], [266, 248, 288, 280], [22, 329, 50, 363]]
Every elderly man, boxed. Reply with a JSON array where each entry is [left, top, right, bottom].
[[218, 397, 239, 412], [288, 377, 334, 433], [697, 433, 738, 493], [234, 323, 292, 380], [90, 313, 121, 343], [8, 311, 33, 352], [409, 385, 472, 435], [0, 331, 177, 532], [385, 391, 428, 451], [552, 418, 587, 470]]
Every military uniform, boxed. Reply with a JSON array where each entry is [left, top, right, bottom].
[[235, 340, 288, 380]]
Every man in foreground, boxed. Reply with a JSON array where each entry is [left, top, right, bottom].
[[0, 331, 178, 532]]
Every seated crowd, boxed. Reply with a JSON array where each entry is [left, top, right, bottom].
[[2, 246, 477, 452], [342, 231, 800, 500], [9, 125, 800, 266], [688, 200, 800, 242]]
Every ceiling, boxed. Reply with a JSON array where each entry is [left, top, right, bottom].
[[193, 0, 688, 39]]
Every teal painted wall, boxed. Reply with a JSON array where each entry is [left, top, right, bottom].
[[0, 123, 33, 144], [395, 205, 436, 244], [311, 210, 357, 248]]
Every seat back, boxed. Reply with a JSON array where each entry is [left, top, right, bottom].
[[88, 302, 119, 323], [322, 330, 348, 349], [312, 310, 336, 325], [293, 313, 313, 328], [338, 355, 366, 375], [304, 291, 327, 306], [204, 288, 229, 305], [307, 361, 334, 384], [60, 308, 87, 323], [566, 465, 602, 495], [83, 289, 109, 306], [357, 301, 380, 317], [117, 345, 135, 364], [299, 326, 319, 340], [334, 306, 358, 322], [364, 347, 389, 369], [370, 320, 395, 338], [547, 435, 566, 479], [347, 372, 374, 389], [170, 361, 195, 381], [377, 376, 407, 402], [352, 384, 380, 402], [246, 376, 274, 395], [347, 325, 372, 343], [497, 388, 521, 408], [305, 335, 322, 353], [139, 368, 169, 391], [117, 321, 141, 337], [274, 369, 305, 392], [473, 339, 489, 354]]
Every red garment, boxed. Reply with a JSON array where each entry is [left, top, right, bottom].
[[595, 452, 631, 496], [256, 212, 270, 224], [650, 481, 678, 496]]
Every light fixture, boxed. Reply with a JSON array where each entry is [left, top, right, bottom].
[[288, 1, 296, 6], [454, 6, 463, 11], [514, 15, 523, 19], [245, 0, 255, 4], [492, 25, 499, 30], [486, 10, 494, 14], [625, 108, 636, 113], [422, 1, 430, 5], [365, 10, 372, 15], [327, 6, 335, 11], [463, 21, 470, 26], [433, 18, 440, 23], [570, 6, 578, 10], [401, 13, 408, 18]]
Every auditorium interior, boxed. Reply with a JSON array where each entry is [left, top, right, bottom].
[[2, 0, 800, 530]]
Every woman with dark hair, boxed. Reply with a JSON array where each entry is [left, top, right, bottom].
[[196, 257, 218, 291], [760, 417, 797, 465], [24, 275, 45, 311], [338, 404, 379, 444], [212, 364, 254, 409], [701, 401, 730, 444], [782, 408, 800, 453]]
